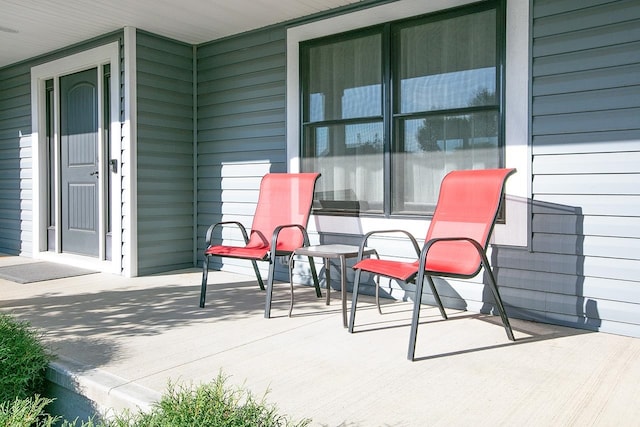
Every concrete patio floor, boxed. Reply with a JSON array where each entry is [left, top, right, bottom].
[[1, 255, 640, 426]]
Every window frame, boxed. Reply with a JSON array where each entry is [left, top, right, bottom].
[[286, 0, 531, 248], [300, 26, 386, 215], [299, 0, 506, 218]]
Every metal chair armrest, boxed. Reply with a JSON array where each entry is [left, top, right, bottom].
[[204, 221, 250, 247], [357, 229, 421, 262], [418, 236, 484, 272], [270, 223, 310, 257]]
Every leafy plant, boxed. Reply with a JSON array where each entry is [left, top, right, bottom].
[[104, 373, 310, 427], [0, 313, 53, 403], [0, 395, 58, 427], [0, 313, 309, 427]]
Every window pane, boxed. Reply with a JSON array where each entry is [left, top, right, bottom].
[[303, 121, 384, 213], [307, 33, 382, 122], [398, 10, 496, 113], [393, 111, 499, 214]]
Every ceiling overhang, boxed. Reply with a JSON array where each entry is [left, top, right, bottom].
[[0, 0, 374, 69]]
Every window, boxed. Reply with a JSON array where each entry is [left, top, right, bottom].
[[300, 0, 504, 216]]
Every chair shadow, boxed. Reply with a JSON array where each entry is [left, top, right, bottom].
[[412, 317, 594, 362], [348, 301, 595, 362]]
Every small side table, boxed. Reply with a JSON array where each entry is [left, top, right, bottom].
[[289, 244, 378, 327]]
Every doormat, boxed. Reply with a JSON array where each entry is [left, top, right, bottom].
[[0, 262, 97, 284]]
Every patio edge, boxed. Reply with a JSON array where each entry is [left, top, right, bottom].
[[45, 356, 161, 421]]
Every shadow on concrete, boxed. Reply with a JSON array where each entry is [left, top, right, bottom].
[[0, 277, 272, 370]]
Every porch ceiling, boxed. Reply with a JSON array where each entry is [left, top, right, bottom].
[[0, 0, 365, 69]]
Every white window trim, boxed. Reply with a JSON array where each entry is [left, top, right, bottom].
[[30, 41, 124, 273], [286, 0, 531, 247]]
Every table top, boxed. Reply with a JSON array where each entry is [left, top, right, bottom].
[[293, 244, 376, 258]]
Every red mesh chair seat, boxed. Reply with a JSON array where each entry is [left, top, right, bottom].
[[353, 259, 420, 282], [204, 245, 270, 261]]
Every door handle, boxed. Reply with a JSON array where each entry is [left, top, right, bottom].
[[90, 171, 99, 178]]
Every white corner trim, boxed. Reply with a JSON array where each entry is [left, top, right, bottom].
[[492, 0, 531, 248], [123, 26, 138, 277]]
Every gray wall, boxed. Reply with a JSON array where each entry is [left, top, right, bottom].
[[135, 31, 195, 275], [0, 62, 31, 255], [496, 0, 640, 336], [196, 28, 288, 276]]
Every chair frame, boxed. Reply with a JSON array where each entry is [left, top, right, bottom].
[[348, 168, 516, 361], [199, 173, 322, 318]]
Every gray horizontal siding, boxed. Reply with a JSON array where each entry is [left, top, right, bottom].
[[0, 63, 32, 255], [533, 174, 639, 195], [196, 27, 288, 278], [135, 31, 194, 275], [532, 63, 640, 97], [499, 0, 640, 336], [533, 152, 640, 174]]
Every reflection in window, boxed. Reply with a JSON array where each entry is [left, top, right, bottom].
[[303, 31, 383, 214], [303, 121, 384, 213], [394, 112, 499, 214], [301, 1, 504, 216], [306, 33, 381, 122], [400, 68, 495, 113]]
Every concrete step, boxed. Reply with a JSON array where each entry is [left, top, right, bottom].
[[45, 356, 161, 421]]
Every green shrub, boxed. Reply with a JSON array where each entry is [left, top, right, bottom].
[[0, 313, 53, 403], [0, 395, 58, 427], [95, 373, 310, 427], [140, 376, 309, 427], [0, 313, 309, 427]]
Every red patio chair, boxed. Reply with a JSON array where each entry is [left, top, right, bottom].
[[199, 173, 322, 318], [348, 168, 517, 360]]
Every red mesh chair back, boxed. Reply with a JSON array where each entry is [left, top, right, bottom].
[[247, 173, 319, 253], [423, 168, 515, 276]]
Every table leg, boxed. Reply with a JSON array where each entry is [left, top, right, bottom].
[[325, 258, 331, 306]]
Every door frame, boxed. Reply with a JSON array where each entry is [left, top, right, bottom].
[[31, 42, 122, 273]]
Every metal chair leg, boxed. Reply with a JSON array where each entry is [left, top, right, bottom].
[[199, 256, 210, 308], [408, 270, 426, 361], [482, 255, 515, 341], [251, 259, 265, 291], [264, 257, 277, 318], [348, 268, 363, 333], [425, 275, 448, 320], [288, 255, 295, 317]]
